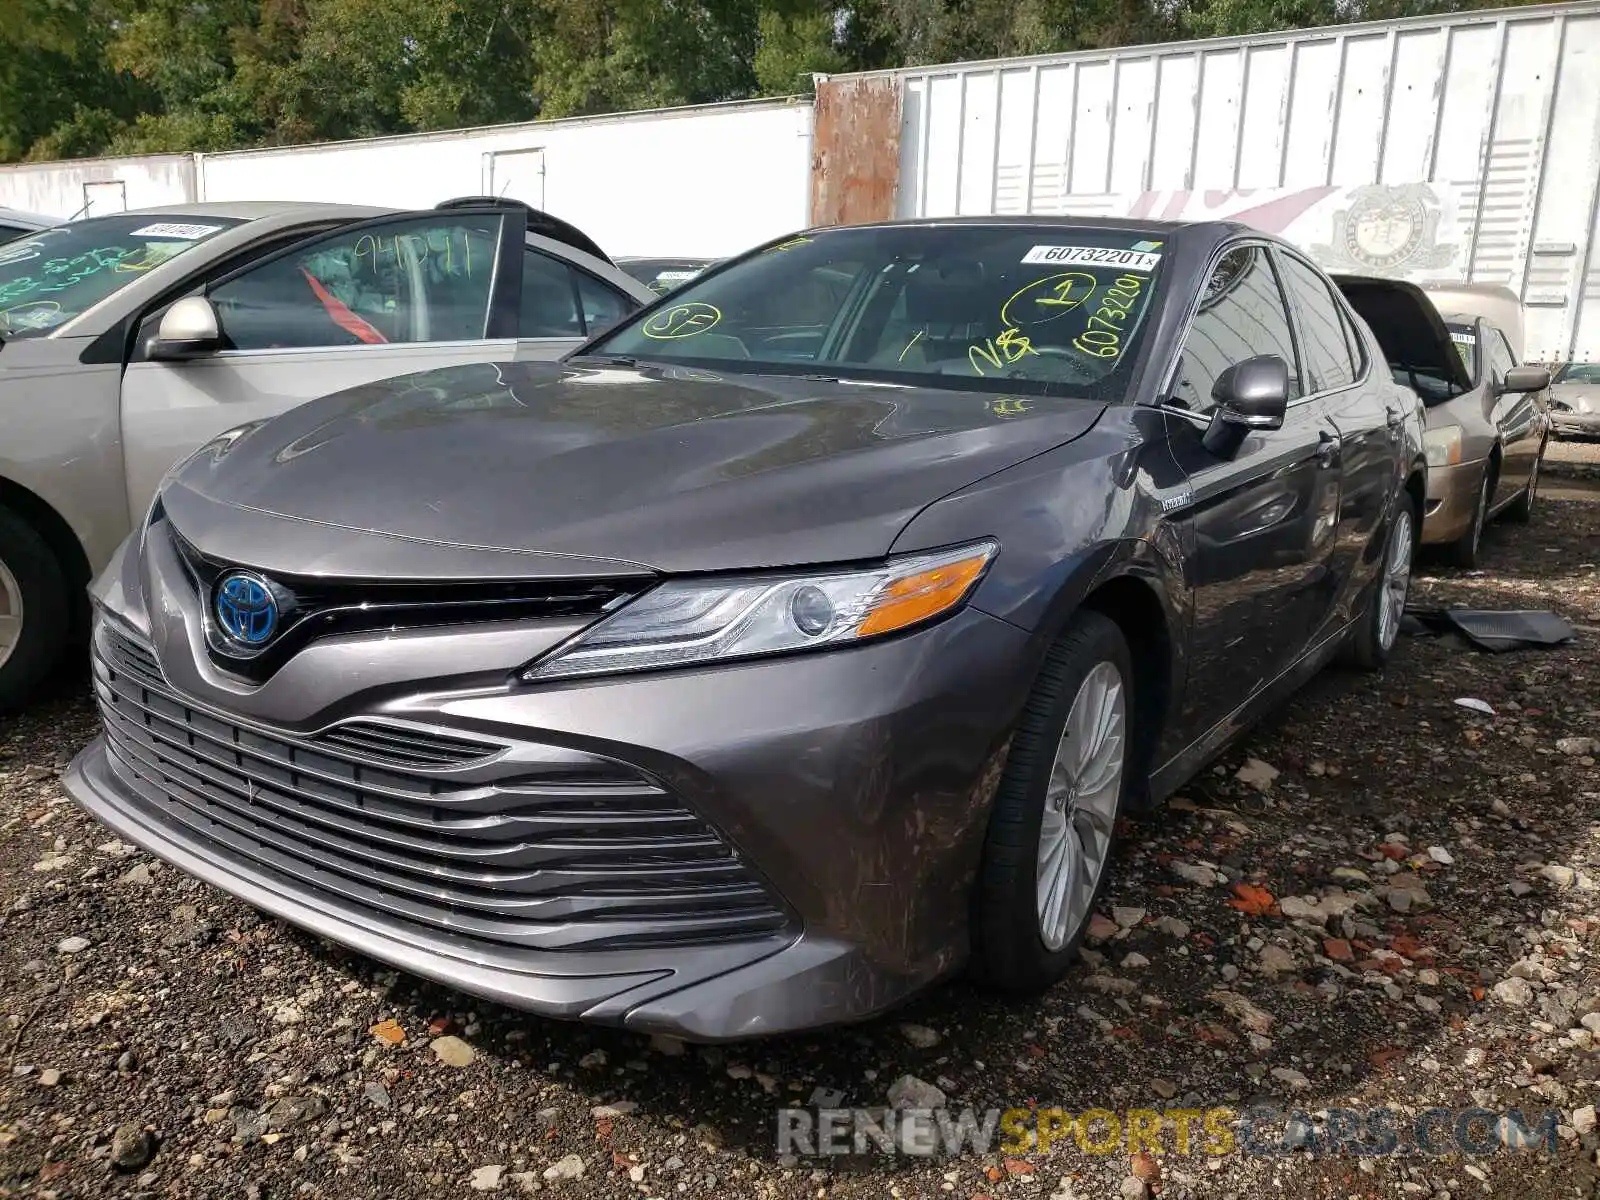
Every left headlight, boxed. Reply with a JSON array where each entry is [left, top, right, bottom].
[[522, 539, 998, 682]]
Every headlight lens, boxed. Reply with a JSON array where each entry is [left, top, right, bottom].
[[523, 540, 998, 682], [1423, 425, 1463, 467]]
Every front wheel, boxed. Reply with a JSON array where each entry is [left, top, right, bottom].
[[1343, 492, 1416, 671], [1440, 465, 1491, 568], [972, 611, 1134, 994], [0, 506, 71, 714]]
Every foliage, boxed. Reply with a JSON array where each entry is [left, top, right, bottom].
[[0, 0, 1557, 164]]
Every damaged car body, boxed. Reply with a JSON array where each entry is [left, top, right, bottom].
[[67, 219, 1428, 1041]]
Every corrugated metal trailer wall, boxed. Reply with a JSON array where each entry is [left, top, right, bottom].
[[819, 1, 1600, 360]]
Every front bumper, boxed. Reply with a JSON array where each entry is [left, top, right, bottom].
[[65, 593, 1034, 1040], [1550, 408, 1600, 437], [1419, 458, 1487, 545]]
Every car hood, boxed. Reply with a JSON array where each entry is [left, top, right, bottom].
[[162, 360, 1107, 577], [1551, 381, 1600, 412], [1332, 274, 1474, 393]]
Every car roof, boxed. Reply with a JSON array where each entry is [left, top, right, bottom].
[[831, 215, 1203, 235], [0, 206, 57, 227], [106, 200, 397, 222]]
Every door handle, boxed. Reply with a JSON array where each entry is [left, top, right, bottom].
[[1316, 430, 1342, 467]]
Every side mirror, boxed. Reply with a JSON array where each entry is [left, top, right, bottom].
[[1501, 365, 1550, 394], [1203, 354, 1290, 456], [147, 296, 223, 361]]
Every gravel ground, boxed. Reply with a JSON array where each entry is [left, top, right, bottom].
[[1, 483, 1597, 1200]]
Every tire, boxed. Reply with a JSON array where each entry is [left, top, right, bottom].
[[0, 506, 71, 715], [1343, 490, 1416, 672], [1440, 463, 1491, 568], [972, 610, 1135, 994], [1504, 440, 1543, 524]]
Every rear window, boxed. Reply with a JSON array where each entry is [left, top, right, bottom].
[[588, 225, 1170, 399], [0, 215, 242, 338]]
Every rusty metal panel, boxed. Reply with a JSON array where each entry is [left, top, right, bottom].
[[809, 76, 902, 228]]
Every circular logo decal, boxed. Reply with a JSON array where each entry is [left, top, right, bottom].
[[641, 302, 722, 340], [1346, 194, 1427, 269], [214, 571, 280, 648]]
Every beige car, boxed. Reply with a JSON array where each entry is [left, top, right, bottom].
[[1336, 278, 1549, 567]]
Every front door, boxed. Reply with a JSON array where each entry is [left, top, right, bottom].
[[1164, 244, 1342, 747], [117, 211, 598, 519], [1484, 323, 1541, 504]]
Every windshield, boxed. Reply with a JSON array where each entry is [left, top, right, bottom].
[[618, 259, 714, 295], [0, 215, 242, 338], [1555, 361, 1600, 385], [586, 225, 1169, 398], [1446, 322, 1477, 379]]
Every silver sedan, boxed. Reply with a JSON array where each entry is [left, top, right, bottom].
[[0, 199, 656, 710]]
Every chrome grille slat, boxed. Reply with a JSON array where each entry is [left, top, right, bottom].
[[92, 622, 788, 950]]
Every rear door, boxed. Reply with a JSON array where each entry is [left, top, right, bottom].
[[1276, 248, 1395, 621], [1163, 243, 1343, 746], [116, 209, 649, 519]]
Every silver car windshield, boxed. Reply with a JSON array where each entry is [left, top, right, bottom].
[[0, 215, 243, 338], [587, 225, 1169, 398], [1555, 361, 1600, 384], [1446, 322, 1476, 378]]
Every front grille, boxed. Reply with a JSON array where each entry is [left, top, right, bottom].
[[92, 622, 788, 952], [167, 524, 649, 683]]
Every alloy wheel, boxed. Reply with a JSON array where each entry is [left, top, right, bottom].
[[1036, 660, 1125, 951], [1378, 507, 1414, 653], [0, 555, 22, 673]]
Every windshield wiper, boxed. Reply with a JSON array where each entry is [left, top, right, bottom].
[[568, 353, 638, 367]]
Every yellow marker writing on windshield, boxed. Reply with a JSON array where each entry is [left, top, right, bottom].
[[969, 327, 1038, 375], [642, 302, 722, 339], [1000, 272, 1096, 330]]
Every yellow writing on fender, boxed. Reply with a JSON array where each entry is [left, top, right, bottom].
[[642, 302, 723, 340], [969, 326, 1037, 375], [996, 1107, 1237, 1155]]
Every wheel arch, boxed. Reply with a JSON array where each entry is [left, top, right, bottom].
[[1027, 542, 1185, 811], [0, 475, 92, 602]]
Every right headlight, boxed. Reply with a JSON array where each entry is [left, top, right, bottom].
[[1423, 425, 1463, 468], [522, 539, 998, 682]]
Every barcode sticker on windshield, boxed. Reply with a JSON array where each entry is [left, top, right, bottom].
[[1450, 330, 1476, 344], [1022, 245, 1162, 271], [655, 270, 701, 282], [129, 222, 222, 240]]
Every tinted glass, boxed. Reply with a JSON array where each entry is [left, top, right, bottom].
[[1171, 246, 1301, 412], [1484, 326, 1516, 384], [574, 271, 631, 335], [617, 259, 713, 295], [1446, 322, 1477, 379], [1556, 361, 1600, 384], [1280, 254, 1357, 391], [0, 215, 242, 338], [587, 225, 1171, 399], [210, 214, 502, 350], [519, 250, 583, 337]]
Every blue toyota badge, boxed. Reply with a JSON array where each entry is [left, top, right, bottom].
[[214, 571, 280, 649]]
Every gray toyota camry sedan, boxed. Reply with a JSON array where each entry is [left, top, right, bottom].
[[66, 218, 1433, 1041]]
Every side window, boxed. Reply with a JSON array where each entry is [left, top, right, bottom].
[[1171, 245, 1303, 412], [574, 270, 631, 336], [210, 214, 504, 351], [519, 250, 583, 338], [1485, 326, 1516, 386], [1279, 254, 1358, 392]]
